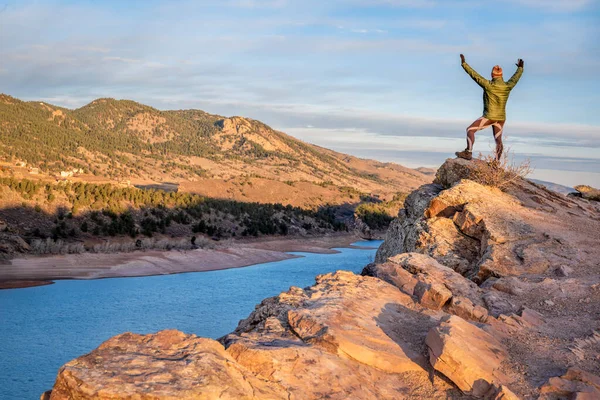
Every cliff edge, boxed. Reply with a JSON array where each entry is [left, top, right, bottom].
[[44, 158, 600, 399]]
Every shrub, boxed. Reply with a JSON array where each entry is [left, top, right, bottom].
[[471, 151, 533, 189], [30, 238, 85, 255]]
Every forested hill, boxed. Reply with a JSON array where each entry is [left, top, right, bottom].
[[0, 94, 430, 208]]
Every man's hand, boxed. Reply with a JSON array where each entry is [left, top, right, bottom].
[[460, 54, 465, 63], [516, 58, 524, 68]]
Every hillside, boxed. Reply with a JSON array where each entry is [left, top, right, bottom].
[[0, 94, 430, 208]]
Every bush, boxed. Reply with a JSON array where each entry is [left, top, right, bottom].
[[471, 151, 533, 189], [30, 238, 85, 255]]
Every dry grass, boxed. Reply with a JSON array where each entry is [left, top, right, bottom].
[[471, 151, 533, 189]]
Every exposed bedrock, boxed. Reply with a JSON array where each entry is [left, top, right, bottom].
[[375, 158, 598, 283], [48, 272, 466, 399]]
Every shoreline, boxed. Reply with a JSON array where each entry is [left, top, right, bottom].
[[0, 233, 377, 290]]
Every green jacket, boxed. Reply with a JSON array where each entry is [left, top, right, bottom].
[[462, 62, 523, 121]]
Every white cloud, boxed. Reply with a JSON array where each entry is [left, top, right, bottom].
[[505, 0, 594, 11]]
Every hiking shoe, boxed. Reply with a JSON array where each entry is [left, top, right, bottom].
[[455, 149, 472, 160]]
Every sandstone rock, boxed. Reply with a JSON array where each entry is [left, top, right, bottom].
[[366, 253, 490, 322], [375, 184, 442, 263], [361, 261, 418, 296], [433, 157, 480, 189], [49, 330, 287, 399], [387, 254, 480, 300], [483, 292, 517, 318], [426, 315, 511, 397], [413, 279, 452, 310], [487, 385, 520, 400], [405, 183, 444, 219], [222, 271, 455, 399], [446, 296, 488, 323], [573, 185, 600, 202], [492, 277, 526, 296], [376, 159, 587, 282], [518, 307, 545, 327], [49, 272, 464, 399], [539, 368, 600, 399]]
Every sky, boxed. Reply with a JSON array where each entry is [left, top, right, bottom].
[[1, 0, 599, 187]]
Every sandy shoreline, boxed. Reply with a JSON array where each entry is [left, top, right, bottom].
[[0, 233, 375, 289]]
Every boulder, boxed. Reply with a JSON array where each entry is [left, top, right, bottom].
[[433, 157, 480, 189], [446, 296, 488, 323], [48, 330, 287, 399], [487, 385, 520, 400], [425, 315, 512, 397], [366, 253, 489, 321], [539, 368, 600, 399], [483, 292, 517, 318], [361, 261, 418, 296], [573, 185, 600, 202]]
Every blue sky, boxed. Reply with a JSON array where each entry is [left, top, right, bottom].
[[1, 0, 599, 186]]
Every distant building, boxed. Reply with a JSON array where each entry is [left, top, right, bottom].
[[28, 167, 39, 175], [60, 171, 74, 178]]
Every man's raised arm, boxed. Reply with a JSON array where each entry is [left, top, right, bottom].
[[507, 58, 524, 89], [460, 54, 489, 89]]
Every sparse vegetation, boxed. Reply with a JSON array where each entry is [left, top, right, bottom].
[[471, 151, 533, 189]]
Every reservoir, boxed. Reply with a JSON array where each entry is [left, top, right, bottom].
[[0, 240, 382, 399]]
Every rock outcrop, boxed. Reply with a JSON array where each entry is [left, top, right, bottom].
[[539, 368, 600, 399], [571, 184, 600, 202], [48, 272, 461, 399], [376, 158, 598, 283], [46, 158, 600, 399], [49, 330, 288, 399]]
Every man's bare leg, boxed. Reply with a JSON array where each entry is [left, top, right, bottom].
[[456, 117, 494, 160], [492, 121, 505, 161]]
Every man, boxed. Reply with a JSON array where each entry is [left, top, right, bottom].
[[456, 54, 524, 161]]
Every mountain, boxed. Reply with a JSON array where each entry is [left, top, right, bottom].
[[0, 94, 430, 208]]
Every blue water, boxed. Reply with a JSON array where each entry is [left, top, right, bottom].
[[0, 240, 382, 400]]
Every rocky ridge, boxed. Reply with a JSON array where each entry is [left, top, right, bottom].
[[45, 158, 600, 399]]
